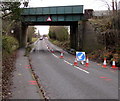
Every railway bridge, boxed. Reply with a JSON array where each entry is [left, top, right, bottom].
[[21, 5, 84, 50]]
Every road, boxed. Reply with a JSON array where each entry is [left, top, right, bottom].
[[29, 38, 118, 99]]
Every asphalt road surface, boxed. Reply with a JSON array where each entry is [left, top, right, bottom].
[[30, 38, 118, 99]]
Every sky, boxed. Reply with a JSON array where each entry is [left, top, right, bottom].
[[27, 0, 114, 35]]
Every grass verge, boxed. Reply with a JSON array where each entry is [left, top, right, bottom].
[[32, 37, 38, 43]]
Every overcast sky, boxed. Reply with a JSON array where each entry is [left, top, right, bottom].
[[27, 0, 114, 35], [28, 0, 113, 10]]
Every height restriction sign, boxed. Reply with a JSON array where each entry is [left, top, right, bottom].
[[47, 16, 52, 21]]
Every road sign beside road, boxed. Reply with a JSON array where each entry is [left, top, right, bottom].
[[76, 52, 86, 61]]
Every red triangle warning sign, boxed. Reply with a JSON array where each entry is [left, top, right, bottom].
[[47, 16, 52, 21]]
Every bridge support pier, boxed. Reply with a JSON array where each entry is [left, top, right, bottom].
[[70, 22, 82, 51], [21, 23, 28, 47]]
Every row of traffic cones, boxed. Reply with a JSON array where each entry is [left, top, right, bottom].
[[73, 56, 117, 69], [48, 46, 117, 69], [59, 51, 89, 67], [102, 58, 117, 69]]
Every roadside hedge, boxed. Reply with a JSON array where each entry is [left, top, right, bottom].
[[2, 35, 19, 54]]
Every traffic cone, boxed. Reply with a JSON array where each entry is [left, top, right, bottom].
[[102, 58, 107, 68], [111, 59, 117, 69], [86, 57, 89, 67], [51, 48, 54, 53], [60, 52, 64, 59], [74, 58, 78, 66]]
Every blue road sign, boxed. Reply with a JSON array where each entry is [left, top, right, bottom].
[[76, 52, 86, 61]]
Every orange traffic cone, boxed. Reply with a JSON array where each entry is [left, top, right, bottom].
[[86, 57, 89, 67], [111, 59, 117, 69], [47, 45, 48, 49], [51, 48, 54, 53], [102, 58, 107, 68], [74, 58, 78, 66], [60, 52, 64, 59]]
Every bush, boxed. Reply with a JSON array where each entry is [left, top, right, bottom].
[[2, 35, 19, 54]]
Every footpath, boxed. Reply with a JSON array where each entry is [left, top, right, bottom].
[[10, 49, 43, 99]]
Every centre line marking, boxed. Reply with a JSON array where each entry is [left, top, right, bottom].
[[64, 60, 89, 74], [52, 53, 59, 59], [74, 66, 90, 74], [64, 60, 73, 66]]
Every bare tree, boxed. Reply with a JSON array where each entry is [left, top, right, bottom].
[[97, 0, 111, 11]]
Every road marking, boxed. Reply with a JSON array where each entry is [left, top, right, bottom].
[[105, 79, 112, 81], [99, 77, 108, 78], [64, 60, 73, 66], [28, 80, 36, 82], [52, 53, 59, 59], [64, 60, 89, 74], [74, 66, 90, 74], [30, 82, 37, 85], [52, 53, 89, 74]]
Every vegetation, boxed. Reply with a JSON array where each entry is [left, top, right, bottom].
[[2, 51, 17, 99], [50, 39, 70, 50], [1, 2, 21, 20], [88, 11, 120, 67], [32, 38, 38, 43], [48, 26, 69, 41], [26, 26, 37, 43], [48, 26, 70, 51], [1, 2, 23, 99], [2, 35, 19, 99], [2, 35, 19, 54]]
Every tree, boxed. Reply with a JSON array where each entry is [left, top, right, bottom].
[[1, 2, 22, 20], [48, 26, 69, 41], [26, 26, 36, 42], [1, 2, 22, 36], [97, 0, 119, 14]]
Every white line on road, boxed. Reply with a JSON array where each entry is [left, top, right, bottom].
[[52, 53, 90, 74], [52, 53, 59, 59], [64, 60, 89, 74], [74, 66, 90, 74], [64, 60, 73, 66]]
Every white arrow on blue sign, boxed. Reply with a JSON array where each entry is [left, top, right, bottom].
[[76, 52, 86, 61]]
